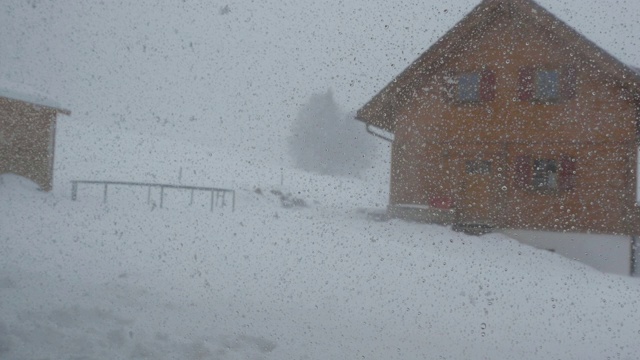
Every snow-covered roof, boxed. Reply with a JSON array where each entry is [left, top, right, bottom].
[[0, 85, 70, 115]]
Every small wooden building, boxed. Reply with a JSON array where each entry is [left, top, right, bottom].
[[356, 0, 640, 237], [0, 89, 70, 191]]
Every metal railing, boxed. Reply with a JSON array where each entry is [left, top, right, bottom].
[[71, 180, 235, 212]]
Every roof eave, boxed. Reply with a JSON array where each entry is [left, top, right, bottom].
[[39, 103, 71, 116], [55, 107, 71, 116], [355, 0, 504, 132], [0, 94, 71, 116], [30, 102, 71, 116]]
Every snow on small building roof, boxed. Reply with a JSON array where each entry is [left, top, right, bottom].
[[0, 85, 70, 115]]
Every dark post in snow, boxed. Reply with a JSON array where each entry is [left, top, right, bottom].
[[631, 236, 639, 277], [71, 181, 78, 201]]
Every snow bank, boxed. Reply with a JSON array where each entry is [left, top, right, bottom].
[[2, 156, 640, 359]]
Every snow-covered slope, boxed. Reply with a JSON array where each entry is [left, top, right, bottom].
[[2, 131, 640, 359], [52, 121, 390, 209]]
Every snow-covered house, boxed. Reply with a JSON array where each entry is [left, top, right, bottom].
[[0, 88, 70, 191], [356, 0, 640, 274]]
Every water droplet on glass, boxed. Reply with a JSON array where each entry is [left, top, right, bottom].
[[481, 323, 486, 330]]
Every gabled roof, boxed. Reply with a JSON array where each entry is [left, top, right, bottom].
[[356, 0, 640, 132], [0, 86, 71, 115]]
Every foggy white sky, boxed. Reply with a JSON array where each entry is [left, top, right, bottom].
[[1, 0, 638, 160]]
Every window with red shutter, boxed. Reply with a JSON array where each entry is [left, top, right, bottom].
[[515, 155, 575, 192], [519, 65, 577, 102], [428, 194, 454, 209], [453, 68, 496, 103]]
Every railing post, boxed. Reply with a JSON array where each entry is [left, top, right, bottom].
[[232, 190, 235, 212], [190, 189, 194, 205], [160, 186, 164, 208], [210, 190, 214, 212], [103, 183, 108, 203], [147, 186, 151, 204], [71, 181, 78, 201]]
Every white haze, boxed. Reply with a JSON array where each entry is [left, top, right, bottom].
[[1, 0, 639, 164], [2, 0, 640, 359]]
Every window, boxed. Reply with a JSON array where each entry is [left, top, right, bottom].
[[535, 70, 560, 101], [532, 159, 558, 189], [458, 73, 480, 102], [515, 155, 576, 191], [428, 194, 454, 209], [466, 160, 491, 174], [518, 66, 577, 102], [449, 68, 496, 103]]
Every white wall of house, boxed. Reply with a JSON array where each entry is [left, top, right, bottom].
[[500, 230, 632, 276]]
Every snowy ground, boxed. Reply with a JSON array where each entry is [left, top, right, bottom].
[[2, 128, 640, 360], [2, 0, 640, 358]]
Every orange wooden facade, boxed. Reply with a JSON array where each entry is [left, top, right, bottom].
[[0, 95, 70, 191], [357, 0, 640, 235]]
